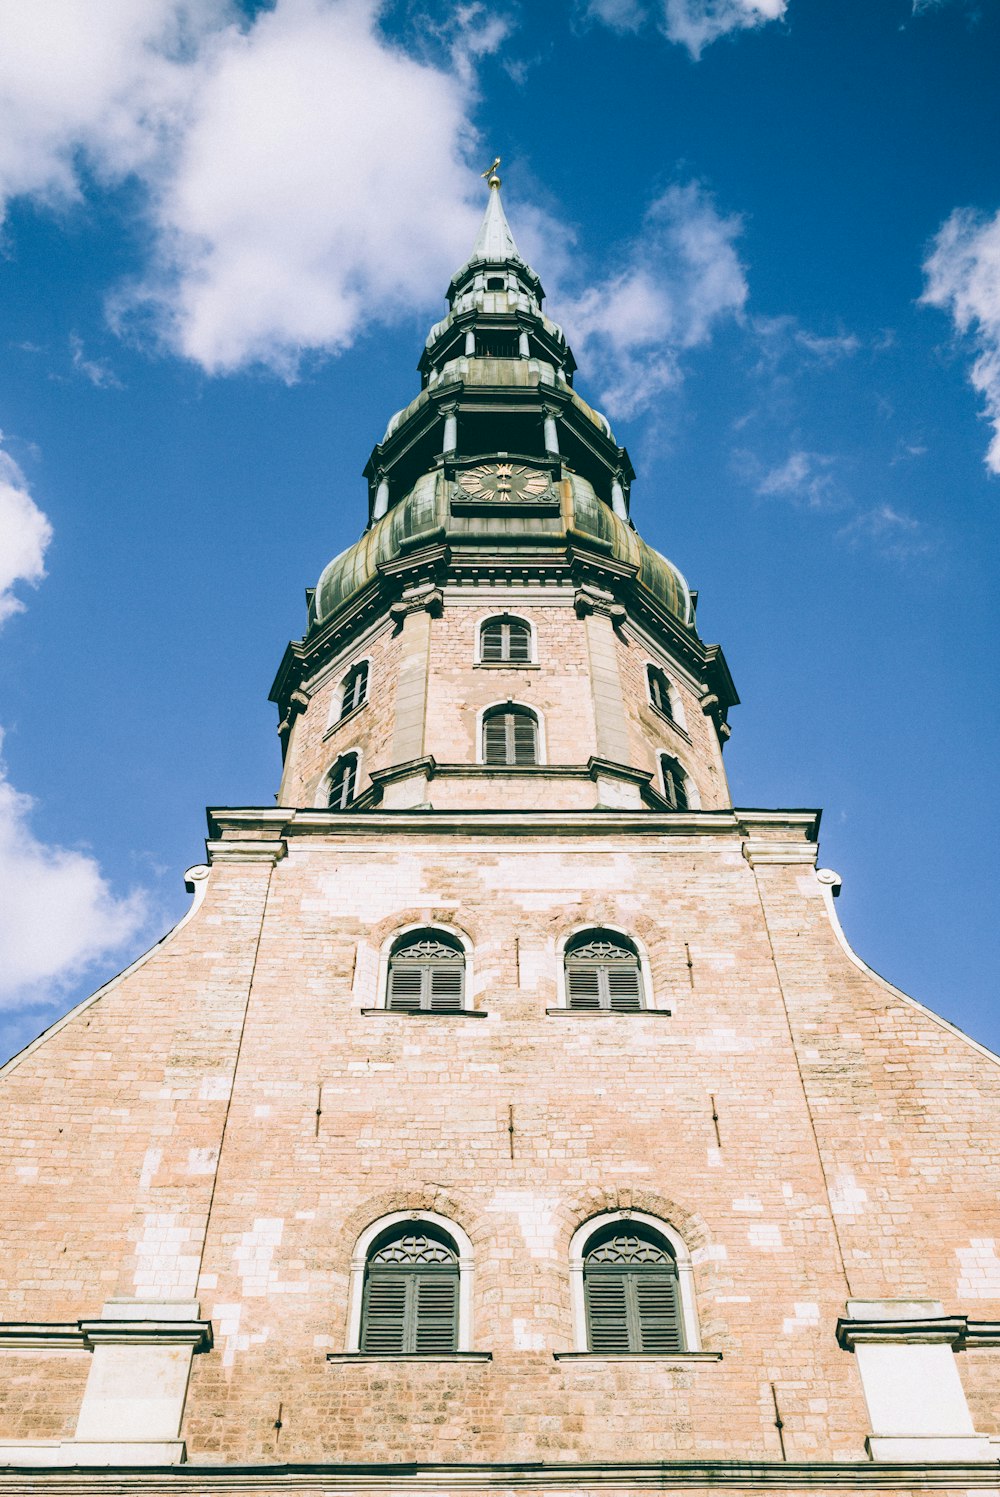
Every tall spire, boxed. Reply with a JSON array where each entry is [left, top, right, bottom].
[[471, 159, 520, 263]]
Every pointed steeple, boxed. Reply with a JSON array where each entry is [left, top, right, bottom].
[[471, 166, 521, 263]]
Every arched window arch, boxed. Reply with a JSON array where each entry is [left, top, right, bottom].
[[569, 1212, 700, 1355], [482, 704, 538, 766], [660, 754, 697, 811], [480, 615, 532, 665], [328, 752, 359, 810], [387, 929, 466, 1012], [647, 664, 674, 721], [564, 929, 644, 1011], [360, 1222, 459, 1354], [339, 660, 369, 720], [346, 1211, 476, 1353]]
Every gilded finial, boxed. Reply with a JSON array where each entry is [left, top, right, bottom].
[[481, 155, 501, 189]]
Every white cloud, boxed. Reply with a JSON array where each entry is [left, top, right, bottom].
[[0, 445, 52, 624], [751, 448, 839, 508], [69, 333, 124, 389], [661, 0, 786, 56], [561, 182, 747, 418], [0, 748, 148, 1007], [922, 205, 1000, 474], [0, 0, 502, 377], [837, 503, 931, 560], [585, 0, 787, 55]]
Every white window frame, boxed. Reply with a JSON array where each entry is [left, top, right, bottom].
[[476, 701, 546, 766], [375, 921, 475, 1012], [322, 746, 364, 810], [555, 924, 658, 1011], [474, 612, 538, 667], [568, 1210, 700, 1353], [346, 1211, 476, 1352], [326, 656, 373, 730], [660, 753, 700, 810]]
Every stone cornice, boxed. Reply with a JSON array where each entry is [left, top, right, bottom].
[[0, 1320, 212, 1353], [3, 1458, 1000, 1490], [205, 805, 820, 855], [838, 1316, 1000, 1351]]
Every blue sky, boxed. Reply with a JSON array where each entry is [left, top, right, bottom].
[[0, 0, 998, 1062]]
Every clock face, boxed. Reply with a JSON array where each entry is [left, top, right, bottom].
[[456, 463, 551, 503]]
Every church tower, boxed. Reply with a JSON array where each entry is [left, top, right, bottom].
[[2, 172, 1000, 1495]]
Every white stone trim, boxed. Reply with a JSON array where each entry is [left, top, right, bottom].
[[325, 656, 373, 730], [568, 1210, 701, 1353], [554, 924, 659, 1012], [476, 701, 546, 765], [345, 1211, 476, 1353], [0, 866, 211, 1081], [816, 870, 1000, 1070], [374, 921, 476, 1012], [472, 611, 538, 666]]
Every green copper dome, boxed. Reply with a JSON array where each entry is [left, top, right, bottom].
[[311, 471, 693, 631]]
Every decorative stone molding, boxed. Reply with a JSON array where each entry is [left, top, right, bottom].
[[573, 584, 626, 624], [742, 839, 819, 868], [388, 585, 444, 628]]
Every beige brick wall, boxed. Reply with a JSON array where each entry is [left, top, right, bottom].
[[3, 828, 997, 1465]]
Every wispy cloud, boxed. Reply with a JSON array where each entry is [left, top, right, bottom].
[[561, 182, 747, 418], [0, 441, 52, 624], [837, 504, 933, 560], [921, 205, 1000, 475], [735, 446, 843, 509], [584, 0, 788, 56], [752, 314, 862, 372], [69, 333, 123, 389]]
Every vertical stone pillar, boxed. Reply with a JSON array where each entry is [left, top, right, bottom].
[[464, 330, 476, 356], [372, 473, 390, 520], [518, 330, 530, 357], [389, 591, 441, 767], [543, 406, 559, 456], [610, 476, 628, 520], [576, 590, 632, 774], [442, 404, 458, 456]]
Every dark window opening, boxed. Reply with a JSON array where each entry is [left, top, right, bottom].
[[340, 661, 369, 720], [647, 664, 673, 720], [475, 330, 520, 358], [328, 753, 358, 811], [485, 276, 506, 290], [584, 1224, 683, 1354], [481, 616, 532, 664], [483, 707, 538, 766], [660, 755, 689, 811], [565, 931, 643, 1011], [361, 1226, 459, 1354], [387, 931, 466, 1012]]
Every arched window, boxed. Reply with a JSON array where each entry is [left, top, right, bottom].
[[565, 930, 643, 1011], [660, 754, 690, 811], [583, 1222, 683, 1354], [647, 664, 673, 721], [361, 1224, 459, 1354], [483, 705, 538, 765], [328, 752, 359, 810], [339, 661, 369, 720], [387, 930, 465, 1012], [480, 615, 532, 664]]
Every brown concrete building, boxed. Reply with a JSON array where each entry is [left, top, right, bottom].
[[2, 170, 999, 1497]]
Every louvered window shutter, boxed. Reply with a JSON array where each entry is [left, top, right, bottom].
[[566, 937, 644, 1010], [584, 1232, 683, 1354], [506, 620, 531, 662], [387, 937, 465, 1011], [648, 666, 673, 720], [483, 710, 537, 766], [362, 1231, 460, 1354], [361, 1274, 408, 1353], [413, 1273, 459, 1352]]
